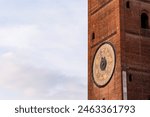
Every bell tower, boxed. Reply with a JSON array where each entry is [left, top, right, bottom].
[[88, 0, 150, 100]]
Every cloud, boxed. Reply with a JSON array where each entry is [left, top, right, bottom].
[[0, 25, 41, 48], [0, 52, 86, 99], [0, 0, 87, 99]]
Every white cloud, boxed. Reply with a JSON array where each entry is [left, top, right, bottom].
[[0, 25, 41, 49], [0, 0, 87, 99], [0, 53, 87, 99]]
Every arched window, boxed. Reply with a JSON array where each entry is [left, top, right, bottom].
[[141, 13, 149, 29], [126, 1, 130, 8]]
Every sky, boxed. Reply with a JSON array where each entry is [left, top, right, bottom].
[[0, 0, 87, 99]]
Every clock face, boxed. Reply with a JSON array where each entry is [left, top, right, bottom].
[[92, 42, 116, 87]]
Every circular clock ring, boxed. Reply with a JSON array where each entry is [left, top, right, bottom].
[[92, 42, 116, 87]]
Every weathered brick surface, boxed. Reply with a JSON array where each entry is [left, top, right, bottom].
[[88, 0, 122, 100], [121, 0, 150, 100], [88, 0, 150, 100]]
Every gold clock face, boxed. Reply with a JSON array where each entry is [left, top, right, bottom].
[[92, 42, 116, 87]]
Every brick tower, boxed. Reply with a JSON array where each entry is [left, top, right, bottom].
[[88, 0, 150, 100]]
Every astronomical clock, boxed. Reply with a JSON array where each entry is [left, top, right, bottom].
[[92, 42, 116, 87]]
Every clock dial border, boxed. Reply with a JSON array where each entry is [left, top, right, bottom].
[[92, 42, 116, 87]]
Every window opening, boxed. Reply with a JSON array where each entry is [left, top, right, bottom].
[[126, 1, 130, 8], [141, 13, 149, 29], [129, 74, 132, 82], [91, 32, 95, 40]]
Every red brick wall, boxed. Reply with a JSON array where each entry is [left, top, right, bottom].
[[121, 0, 150, 100], [88, 0, 150, 100], [88, 0, 122, 100]]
